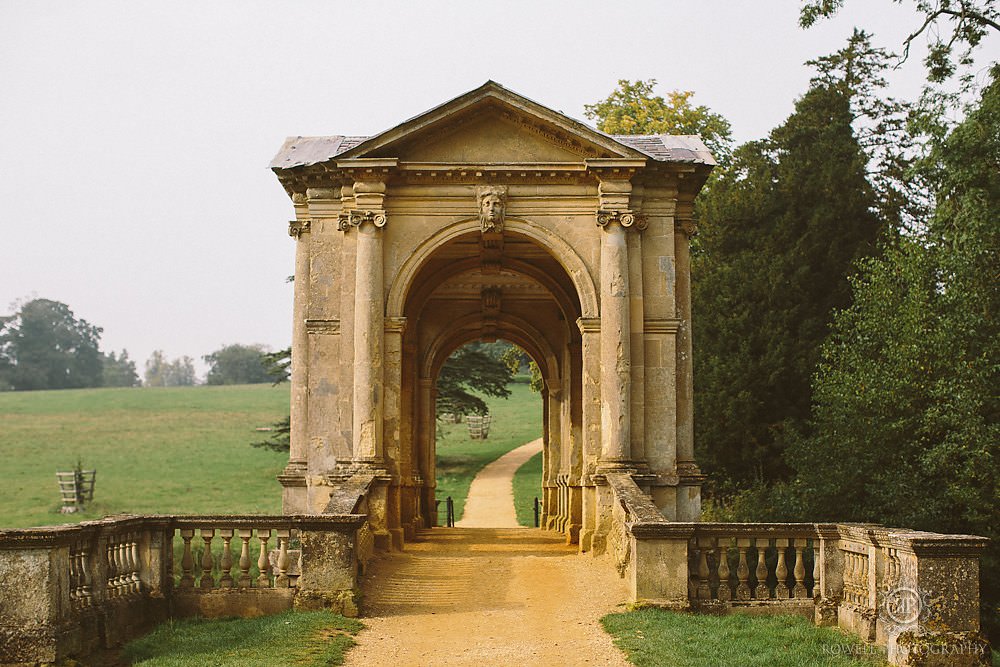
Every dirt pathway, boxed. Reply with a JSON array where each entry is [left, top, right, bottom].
[[456, 437, 543, 527], [343, 440, 630, 665], [344, 528, 630, 666]]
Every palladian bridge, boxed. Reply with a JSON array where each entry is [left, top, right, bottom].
[[0, 83, 989, 666]]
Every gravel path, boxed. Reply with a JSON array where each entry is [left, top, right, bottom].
[[456, 437, 543, 527], [343, 440, 630, 666]]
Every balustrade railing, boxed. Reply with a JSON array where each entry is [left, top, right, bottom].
[[0, 512, 366, 666], [604, 472, 989, 666], [688, 527, 821, 606]]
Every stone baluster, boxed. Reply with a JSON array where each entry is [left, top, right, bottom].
[[754, 539, 770, 599], [735, 538, 751, 601], [218, 529, 234, 588], [843, 550, 855, 605], [129, 534, 141, 594], [257, 529, 272, 588], [106, 538, 119, 597], [68, 547, 81, 605], [696, 537, 711, 600], [237, 529, 253, 588], [775, 538, 790, 598], [275, 529, 291, 588], [179, 528, 195, 589], [812, 542, 821, 598], [200, 528, 215, 590], [716, 538, 731, 601], [80, 546, 93, 607], [792, 539, 807, 598]]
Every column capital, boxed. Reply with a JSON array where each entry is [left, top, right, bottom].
[[338, 209, 387, 232], [596, 209, 647, 231], [288, 219, 311, 238], [576, 317, 600, 334], [674, 217, 698, 238]]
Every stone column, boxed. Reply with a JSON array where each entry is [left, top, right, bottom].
[[279, 199, 311, 512], [674, 214, 703, 520], [597, 208, 645, 466], [342, 181, 388, 466]]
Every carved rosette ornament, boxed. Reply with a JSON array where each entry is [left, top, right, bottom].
[[596, 209, 647, 231], [477, 185, 507, 234], [338, 209, 387, 232], [288, 219, 311, 238]]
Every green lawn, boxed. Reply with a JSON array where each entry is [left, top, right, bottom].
[[602, 609, 888, 667], [512, 450, 542, 526], [434, 382, 543, 523], [122, 610, 361, 666], [0, 384, 289, 529]]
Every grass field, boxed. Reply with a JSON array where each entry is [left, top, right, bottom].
[[512, 450, 543, 526], [434, 382, 543, 523], [601, 609, 888, 667], [0, 381, 545, 530], [123, 610, 362, 666], [0, 384, 289, 529]]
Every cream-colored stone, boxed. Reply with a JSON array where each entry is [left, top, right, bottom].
[[273, 82, 715, 547]]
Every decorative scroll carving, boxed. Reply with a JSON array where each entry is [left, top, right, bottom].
[[675, 218, 698, 237], [477, 185, 507, 234], [305, 319, 341, 335], [288, 219, 311, 238], [596, 209, 647, 230], [338, 209, 387, 232]]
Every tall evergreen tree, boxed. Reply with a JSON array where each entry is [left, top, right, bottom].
[[786, 68, 999, 635], [693, 83, 882, 489]]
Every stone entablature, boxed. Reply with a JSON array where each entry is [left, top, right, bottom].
[[270, 81, 715, 552]]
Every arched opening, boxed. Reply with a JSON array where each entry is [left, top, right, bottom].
[[433, 340, 544, 527], [392, 226, 585, 542]]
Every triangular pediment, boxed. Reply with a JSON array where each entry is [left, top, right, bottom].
[[339, 81, 644, 164]]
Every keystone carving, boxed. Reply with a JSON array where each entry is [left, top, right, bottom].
[[338, 209, 387, 232], [477, 185, 507, 234], [596, 209, 647, 231], [288, 219, 311, 238]]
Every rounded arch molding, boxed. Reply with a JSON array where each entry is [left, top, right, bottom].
[[421, 312, 561, 388], [386, 217, 599, 319]]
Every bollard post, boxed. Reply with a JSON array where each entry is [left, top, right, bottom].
[[533, 497, 540, 528], [446, 496, 455, 527]]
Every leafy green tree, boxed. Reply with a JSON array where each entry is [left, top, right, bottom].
[[801, 0, 999, 82], [203, 343, 272, 385], [693, 82, 883, 490], [144, 350, 196, 387], [0, 298, 104, 390], [584, 79, 733, 160], [784, 67, 999, 635], [101, 349, 140, 387], [436, 343, 513, 417]]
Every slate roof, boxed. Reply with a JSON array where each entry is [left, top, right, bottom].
[[269, 81, 716, 170]]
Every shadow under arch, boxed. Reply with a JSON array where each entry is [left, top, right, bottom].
[[386, 217, 599, 319]]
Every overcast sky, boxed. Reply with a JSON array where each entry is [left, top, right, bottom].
[[1, 1, 994, 378]]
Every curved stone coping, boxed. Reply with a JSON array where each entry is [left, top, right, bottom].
[[0, 513, 367, 548]]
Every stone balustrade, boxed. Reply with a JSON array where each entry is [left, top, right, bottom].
[[0, 513, 365, 666], [605, 473, 991, 666]]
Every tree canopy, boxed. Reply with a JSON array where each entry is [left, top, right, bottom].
[[584, 79, 733, 160], [144, 350, 197, 387], [0, 299, 104, 391], [203, 343, 272, 385], [800, 0, 999, 82], [101, 350, 140, 387], [693, 81, 882, 489], [436, 343, 514, 417]]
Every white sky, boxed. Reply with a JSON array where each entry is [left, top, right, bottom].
[[1, 1, 995, 378]]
